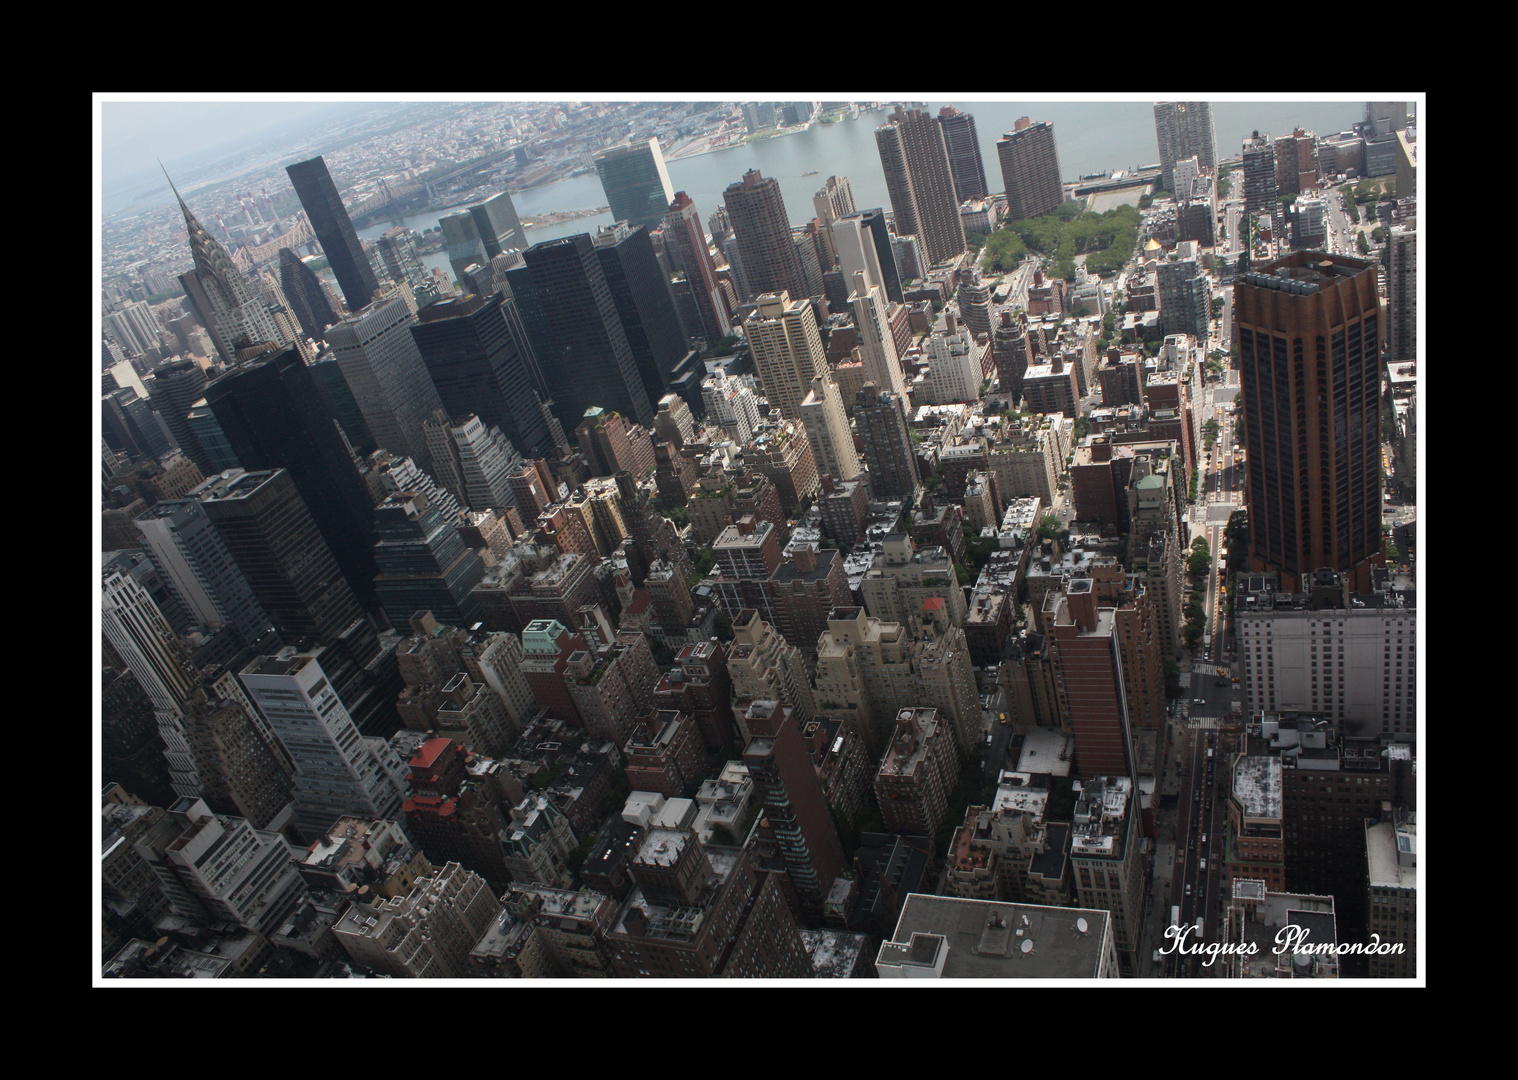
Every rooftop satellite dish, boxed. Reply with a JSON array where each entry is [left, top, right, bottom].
[[1076, 918, 1088, 934], [1020, 938, 1033, 954]]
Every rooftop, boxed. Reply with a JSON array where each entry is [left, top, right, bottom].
[[1232, 755, 1283, 820], [880, 894, 1111, 978]]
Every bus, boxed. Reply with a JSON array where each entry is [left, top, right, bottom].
[[1171, 905, 1181, 931], [1195, 917, 1205, 940]]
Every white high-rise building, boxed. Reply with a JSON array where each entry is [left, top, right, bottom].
[[834, 215, 888, 295], [374, 454, 463, 522], [924, 305, 982, 405], [101, 566, 202, 799], [133, 498, 276, 649], [324, 289, 444, 472], [1236, 573, 1416, 738], [239, 648, 408, 839], [848, 270, 908, 400], [744, 291, 828, 420], [134, 796, 308, 935], [701, 371, 764, 445], [799, 373, 862, 483], [450, 413, 523, 516]]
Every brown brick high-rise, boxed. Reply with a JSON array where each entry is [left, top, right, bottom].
[[1235, 253, 1382, 592]]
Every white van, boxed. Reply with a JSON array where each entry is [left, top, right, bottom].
[[1199, 858, 1207, 872]]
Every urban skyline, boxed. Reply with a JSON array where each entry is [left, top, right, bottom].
[[97, 94, 1422, 984]]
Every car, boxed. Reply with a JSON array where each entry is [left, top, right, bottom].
[[1199, 858, 1207, 872], [1185, 883, 1193, 896], [1201, 833, 1208, 845], [1189, 837, 1196, 851]]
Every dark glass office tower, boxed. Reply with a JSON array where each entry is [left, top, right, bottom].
[[594, 138, 676, 231], [371, 492, 486, 629], [278, 247, 338, 342], [307, 353, 374, 455], [508, 234, 656, 432], [1235, 252, 1382, 593], [410, 292, 555, 459], [858, 209, 903, 304], [150, 358, 212, 473], [591, 222, 687, 407], [285, 156, 381, 313], [468, 192, 528, 258], [937, 106, 989, 202], [204, 346, 380, 611], [196, 468, 393, 734], [439, 210, 488, 285]]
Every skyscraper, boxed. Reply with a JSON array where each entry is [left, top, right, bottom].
[[205, 347, 381, 610], [285, 156, 381, 312], [134, 497, 278, 652], [996, 117, 1065, 222], [666, 191, 731, 345], [854, 383, 921, 505], [410, 292, 556, 460], [194, 469, 376, 659], [591, 221, 688, 407], [742, 699, 847, 921], [324, 290, 445, 472], [439, 210, 489, 285], [937, 106, 990, 202], [375, 227, 429, 291], [799, 373, 862, 483], [1241, 132, 1277, 214], [468, 191, 529, 259], [812, 174, 856, 227], [722, 169, 810, 303], [1047, 580, 1134, 783], [875, 105, 967, 268], [372, 491, 486, 630], [1156, 256, 1211, 343], [1389, 225, 1416, 363], [594, 138, 676, 231], [148, 358, 212, 474], [743, 291, 828, 420], [508, 234, 655, 431], [1234, 252, 1382, 591], [101, 565, 202, 799], [1153, 101, 1218, 194], [278, 247, 338, 343], [165, 170, 284, 355], [850, 270, 904, 401], [238, 648, 408, 839]]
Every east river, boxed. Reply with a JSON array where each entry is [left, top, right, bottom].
[[345, 100, 1369, 284]]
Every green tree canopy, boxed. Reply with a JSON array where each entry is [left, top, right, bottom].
[[1036, 514, 1061, 540]]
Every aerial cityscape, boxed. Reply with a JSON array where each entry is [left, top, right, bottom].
[[96, 95, 1421, 982]]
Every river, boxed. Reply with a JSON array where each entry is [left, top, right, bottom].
[[337, 100, 1371, 286]]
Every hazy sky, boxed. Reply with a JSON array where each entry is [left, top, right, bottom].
[[99, 99, 366, 187]]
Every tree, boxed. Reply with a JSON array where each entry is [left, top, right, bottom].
[[692, 547, 717, 576], [1188, 549, 1211, 577], [1385, 540, 1400, 563], [954, 562, 973, 586], [1036, 514, 1061, 540], [1164, 657, 1182, 700], [1216, 177, 1232, 199], [1371, 226, 1388, 244], [1356, 231, 1370, 256]]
